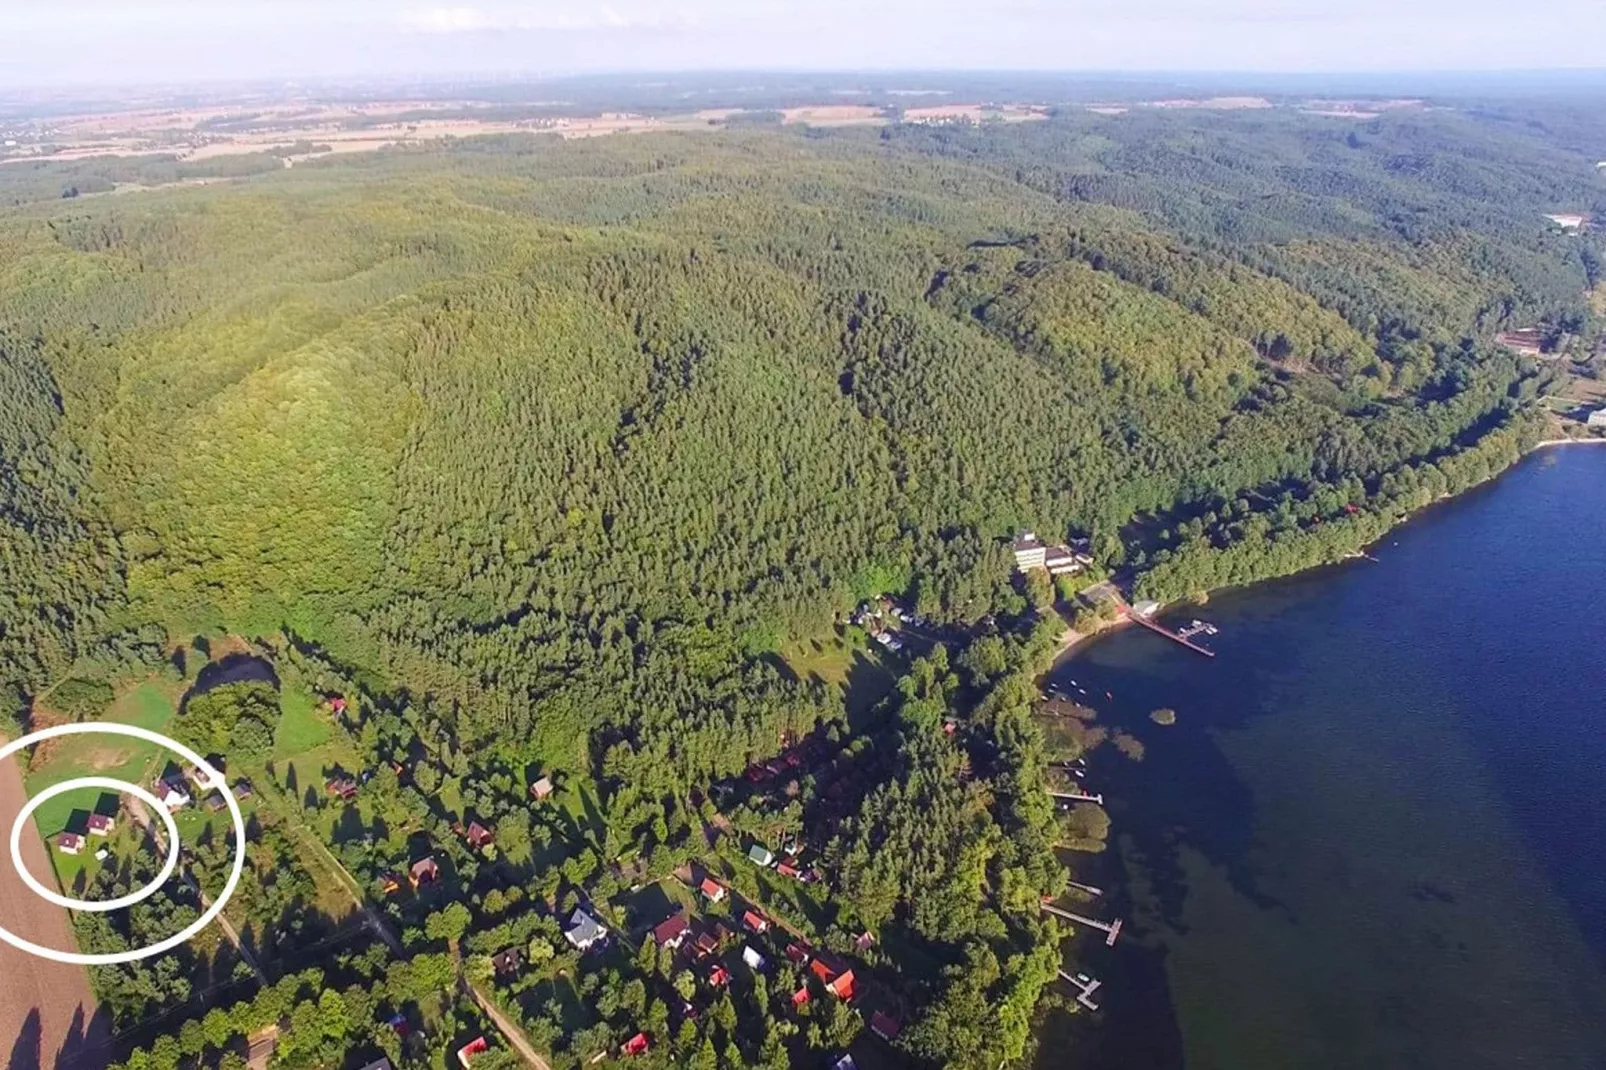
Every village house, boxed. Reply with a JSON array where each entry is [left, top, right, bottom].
[[700, 877, 727, 903], [652, 913, 690, 949], [691, 929, 721, 959], [621, 1033, 650, 1057], [185, 764, 217, 791], [564, 907, 607, 951], [1588, 407, 1606, 428], [455, 1036, 487, 1069], [152, 776, 190, 810], [56, 832, 84, 855], [708, 964, 731, 989], [409, 856, 440, 888], [326, 776, 359, 801], [811, 957, 857, 1000], [491, 947, 522, 978], [784, 942, 811, 965], [529, 775, 554, 801], [746, 844, 775, 867], [232, 778, 254, 799], [380, 872, 403, 895], [85, 813, 114, 836], [465, 821, 495, 849], [741, 945, 766, 970], [791, 985, 811, 1009], [742, 910, 770, 934], [870, 1011, 902, 1042]]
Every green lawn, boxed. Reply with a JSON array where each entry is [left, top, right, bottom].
[[273, 680, 334, 760], [27, 679, 180, 849]]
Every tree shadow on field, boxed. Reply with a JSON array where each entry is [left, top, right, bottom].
[[53, 1004, 113, 1070], [7, 1009, 40, 1070]]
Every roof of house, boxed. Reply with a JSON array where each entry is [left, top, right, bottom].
[[746, 844, 773, 863], [742, 910, 768, 931], [699, 877, 725, 898], [466, 821, 494, 846], [652, 913, 689, 945], [709, 965, 731, 987], [57, 832, 83, 849], [410, 856, 439, 878], [529, 775, 554, 796], [456, 1036, 488, 1069], [828, 969, 857, 1000], [492, 947, 522, 972], [1012, 532, 1044, 552], [741, 945, 765, 969], [565, 908, 604, 946], [870, 1011, 902, 1040], [622, 1033, 650, 1056], [791, 986, 811, 1006], [85, 814, 114, 830], [810, 958, 836, 983]]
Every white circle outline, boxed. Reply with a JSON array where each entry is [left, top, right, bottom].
[[0, 724, 246, 965], [11, 775, 181, 912]]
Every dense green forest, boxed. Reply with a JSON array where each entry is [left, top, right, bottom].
[[3, 101, 1604, 1067]]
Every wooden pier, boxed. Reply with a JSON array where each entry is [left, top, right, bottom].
[[1066, 880, 1103, 898], [1048, 789, 1104, 805], [1041, 903, 1123, 946], [1125, 607, 1216, 658], [1059, 971, 1103, 1011]]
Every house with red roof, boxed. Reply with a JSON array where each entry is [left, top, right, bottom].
[[56, 832, 84, 855], [455, 1036, 487, 1069], [621, 1033, 650, 1057], [785, 942, 811, 965], [708, 965, 731, 988], [465, 821, 495, 849], [699, 877, 727, 903], [85, 813, 114, 836], [742, 910, 769, 934], [791, 985, 811, 1009], [653, 913, 689, 949]]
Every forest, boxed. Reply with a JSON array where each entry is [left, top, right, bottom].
[[2, 100, 1604, 1068]]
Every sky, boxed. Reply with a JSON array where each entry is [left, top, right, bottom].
[[3, 0, 1605, 87]]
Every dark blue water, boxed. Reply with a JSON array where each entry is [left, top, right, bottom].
[[1045, 446, 1606, 1070]]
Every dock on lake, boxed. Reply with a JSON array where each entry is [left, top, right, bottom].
[[1124, 604, 1217, 658], [1059, 971, 1103, 1011], [1042, 903, 1123, 946]]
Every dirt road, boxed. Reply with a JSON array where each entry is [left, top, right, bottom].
[[0, 750, 110, 1070]]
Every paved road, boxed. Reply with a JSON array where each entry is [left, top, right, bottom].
[[0, 747, 111, 1070]]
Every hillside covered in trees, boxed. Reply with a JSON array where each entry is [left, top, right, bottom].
[[3, 101, 1604, 1067]]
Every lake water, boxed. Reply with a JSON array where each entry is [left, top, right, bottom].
[[1041, 445, 1606, 1070]]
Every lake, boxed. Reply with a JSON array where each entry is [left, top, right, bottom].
[[1041, 444, 1606, 1070]]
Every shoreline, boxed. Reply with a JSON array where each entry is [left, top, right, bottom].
[[1049, 433, 1606, 671]]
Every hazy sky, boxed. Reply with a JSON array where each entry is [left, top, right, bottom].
[[4, 0, 1605, 86]]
